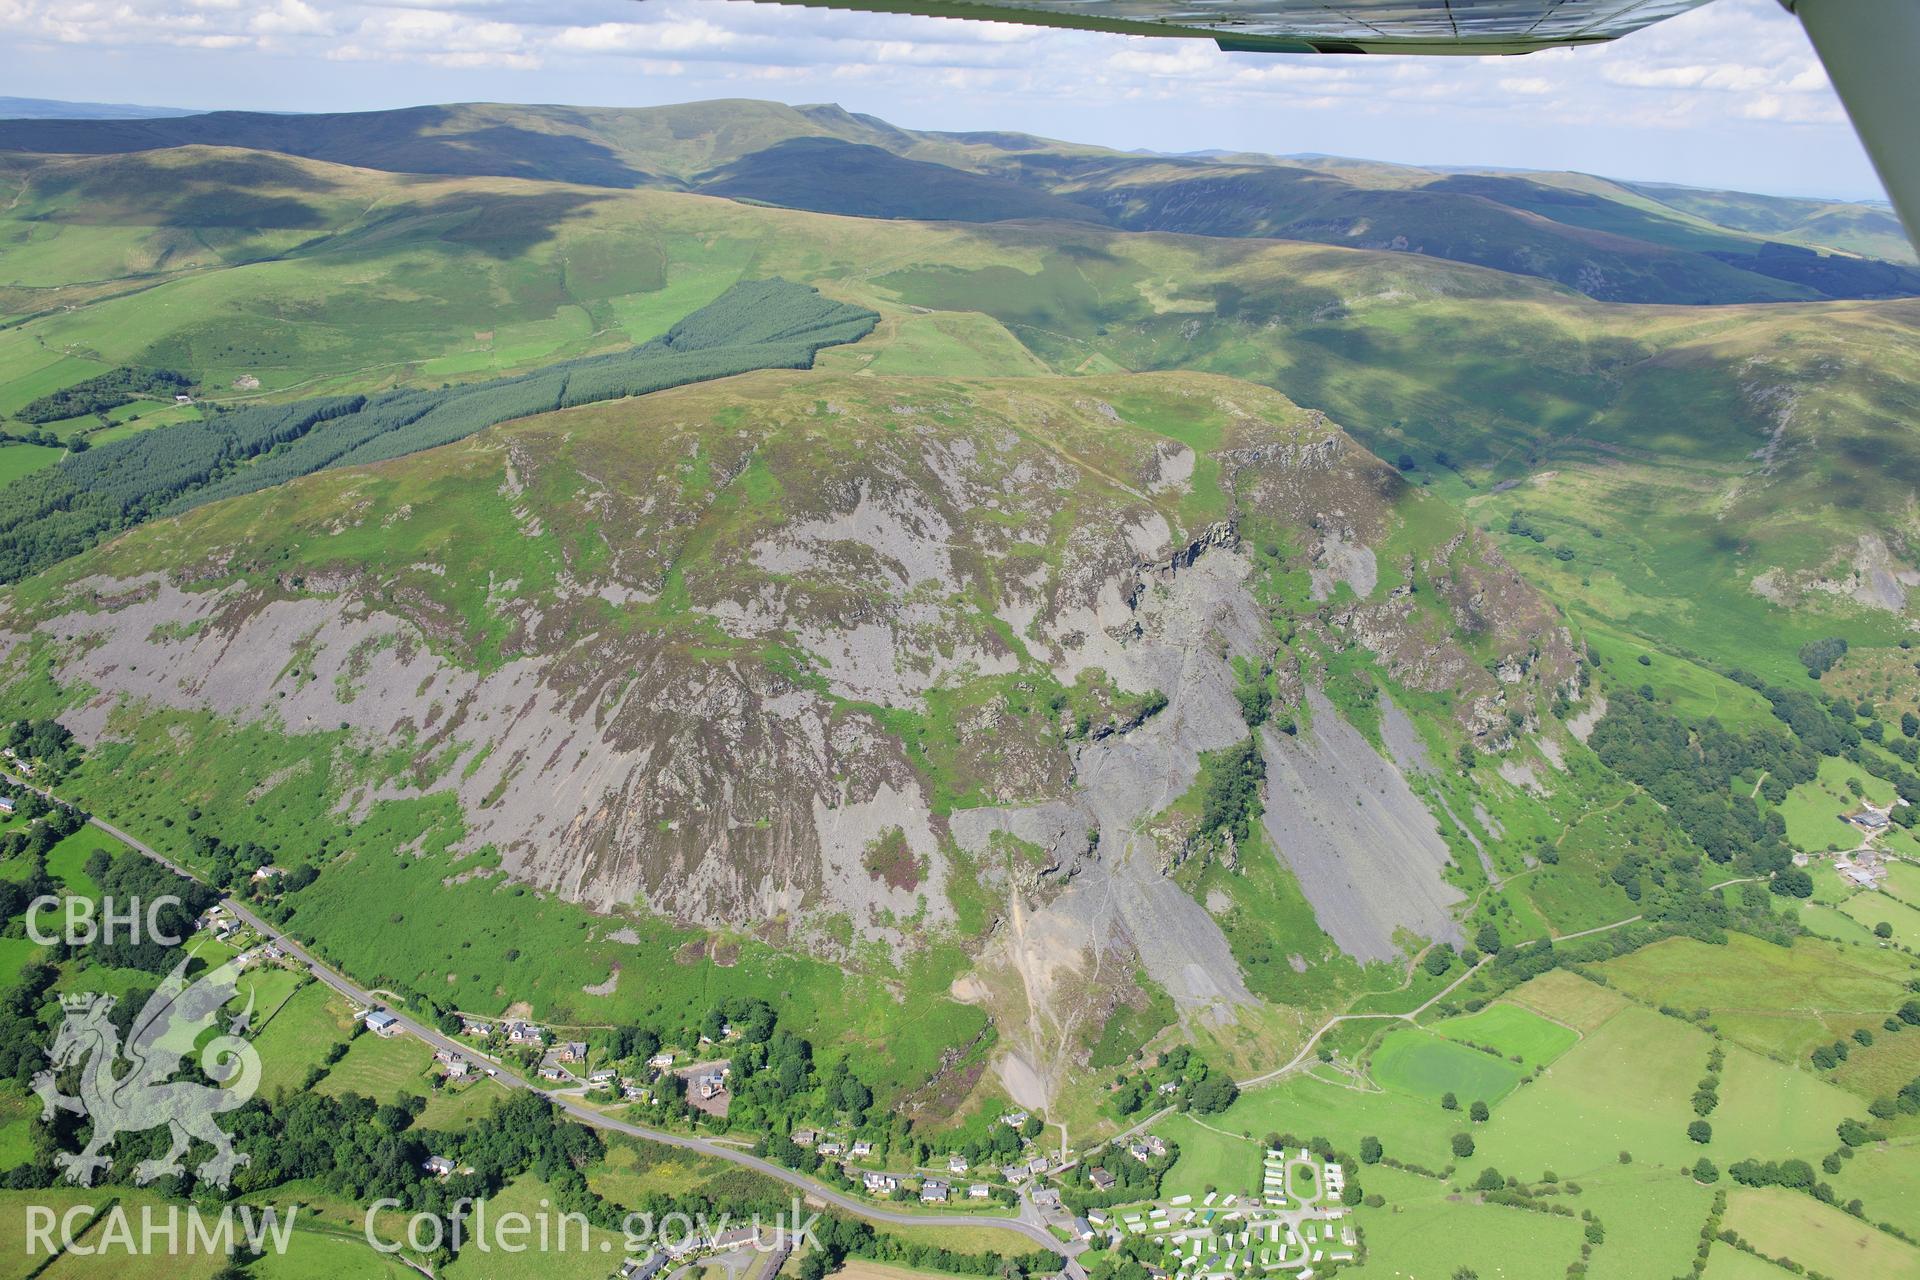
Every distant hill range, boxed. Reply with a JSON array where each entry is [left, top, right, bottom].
[[0, 96, 198, 121], [0, 98, 1912, 303]]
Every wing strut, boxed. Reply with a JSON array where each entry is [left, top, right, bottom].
[[1782, 0, 1920, 244]]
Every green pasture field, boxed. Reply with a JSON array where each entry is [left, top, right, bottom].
[[1838, 889, 1920, 948], [1700, 1249, 1799, 1280], [1472, 998, 1855, 1182], [1830, 1137, 1920, 1241], [1780, 756, 1894, 854], [250, 980, 357, 1099], [1429, 1002, 1580, 1069], [1792, 897, 1886, 948], [416, 1077, 512, 1132], [1368, 1026, 1529, 1105], [0, 1087, 36, 1170], [0, 937, 47, 987], [0, 1188, 241, 1280], [247, 1230, 421, 1280], [1144, 1113, 1263, 1201], [1572, 1169, 1717, 1280], [315, 1029, 436, 1104], [0, 445, 59, 487], [1161, 1070, 1464, 1196], [1594, 933, 1917, 1063], [438, 1175, 631, 1280], [1830, 1019, 1920, 1102], [1470, 1004, 1704, 1177], [1346, 1161, 1585, 1279], [1883, 859, 1920, 903], [861, 311, 1050, 378], [1720, 1186, 1920, 1279], [1503, 968, 1632, 1033]]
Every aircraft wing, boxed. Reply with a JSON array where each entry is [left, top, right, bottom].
[[721, 0, 1919, 246], [734, 0, 1716, 55]]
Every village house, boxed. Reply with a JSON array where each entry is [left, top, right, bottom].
[[1032, 1187, 1062, 1210], [422, 1156, 454, 1178], [921, 1180, 949, 1204], [508, 1022, 544, 1046], [699, 1072, 727, 1101], [556, 1041, 589, 1064], [948, 1154, 969, 1174], [850, 1140, 873, 1158], [1028, 1156, 1049, 1176], [709, 1226, 759, 1252], [620, 1253, 668, 1280], [0, 796, 14, 815], [818, 1140, 844, 1157], [365, 1010, 400, 1036], [968, 1183, 992, 1199], [648, 1051, 675, 1070], [588, 1069, 617, 1087], [792, 1129, 817, 1148], [1002, 1110, 1030, 1129], [1089, 1168, 1116, 1191], [460, 1017, 493, 1037], [863, 1171, 898, 1195]]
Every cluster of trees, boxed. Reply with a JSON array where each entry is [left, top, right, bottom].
[[586, 994, 883, 1145], [0, 427, 66, 449], [1066, 1136, 1180, 1211], [1196, 737, 1265, 847], [187, 830, 275, 890], [0, 791, 88, 860], [1110, 1045, 1237, 1117], [1588, 687, 1809, 882], [1868, 1064, 1920, 1119], [1798, 637, 1849, 679], [0, 281, 878, 583], [13, 367, 190, 425], [75, 848, 218, 972], [1695, 1046, 1724, 1119], [1232, 659, 1273, 728], [5, 718, 77, 777]]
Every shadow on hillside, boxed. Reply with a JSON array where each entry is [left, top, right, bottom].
[[26, 150, 346, 228], [369, 188, 614, 258], [0, 104, 658, 190]]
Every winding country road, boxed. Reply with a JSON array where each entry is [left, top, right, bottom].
[[1, 771, 1079, 1262]]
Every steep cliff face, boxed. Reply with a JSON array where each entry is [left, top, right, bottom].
[[0, 367, 1577, 1100]]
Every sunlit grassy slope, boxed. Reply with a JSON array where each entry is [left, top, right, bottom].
[[3, 144, 1915, 680]]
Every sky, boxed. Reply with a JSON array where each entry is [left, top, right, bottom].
[[0, 0, 1890, 201]]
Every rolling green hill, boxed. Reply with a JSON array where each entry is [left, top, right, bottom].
[[2, 99, 1911, 304], [0, 106, 1916, 1131], [2, 142, 1916, 689]]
